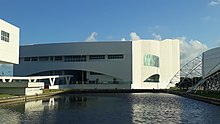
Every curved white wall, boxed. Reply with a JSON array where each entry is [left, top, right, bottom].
[[132, 39, 180, 89], [132, 40, 160, 89], [160, 39, 180, 88]]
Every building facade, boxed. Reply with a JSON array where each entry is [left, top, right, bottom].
[[14, 39, 180, 89], [0, 19, 45, 96], [202, 47, 220, 78], [0, 19, 19, 64]]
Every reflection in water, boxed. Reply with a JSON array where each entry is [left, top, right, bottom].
[[0, 93, 220, 124], [0, 108, 21, 124], [131, 93, 182, 123], [130, 93, 220, 124]]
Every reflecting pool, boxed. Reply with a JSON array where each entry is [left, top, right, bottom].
[[0, 93, 220, 124]]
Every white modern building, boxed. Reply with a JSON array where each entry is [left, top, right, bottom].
[[14, 39, 180, 89], [0, 19, 19, 64], [0, 19, 44, 95]]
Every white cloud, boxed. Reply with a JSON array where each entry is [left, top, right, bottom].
[[179, 37, 208, 66], [85, 32, 98, 42], [121, 38, 126, 41], [209, 0, 220, 6], [130, 32, 141, 41], [152, 33, 162, 40], [84, 32, 208, 67]]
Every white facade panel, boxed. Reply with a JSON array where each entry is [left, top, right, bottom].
[[132, 39, 180, 89], [132, 40, 160, 89], [132, 41, 142, 88], [0, 19, 19, 64], [160, 39, 180, 88]]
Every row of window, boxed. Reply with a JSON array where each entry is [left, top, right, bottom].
[[89, 55, 105, 60], [108, 54, 124, 59], [64, 56, 86, 62], [1, 30, 9, 42], [89, 54, 124, 60], [23, 54, 124, 62]]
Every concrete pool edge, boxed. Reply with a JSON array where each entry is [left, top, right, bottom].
[[167, 90, 220, 106], [0, 89, 219, 106], [0, 91, 63, 105]]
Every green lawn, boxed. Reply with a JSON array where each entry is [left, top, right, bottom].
[[0, 94, 14, 98], [170, 89, 220, 99], [43, 89, 63, 94], [195, 92, 220, 99], [0, 89, 63, 99]]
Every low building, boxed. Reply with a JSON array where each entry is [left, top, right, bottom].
[[14, 39, 180, 89]]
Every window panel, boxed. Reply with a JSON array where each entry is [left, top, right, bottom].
[[1, 30, 9, 42], [24, 57, 30, 61], [31, 57, 38, 61], [39, 57, 49, 61], [143, 54, 159, 67], [64, 55, 86, 62], [89, 55, 105, 60], [108, 54, 124, 59]]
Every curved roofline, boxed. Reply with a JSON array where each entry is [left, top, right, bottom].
[[21, 39, 178, 47], [21, 41, 132, 47], [203, 46, 220, 54]]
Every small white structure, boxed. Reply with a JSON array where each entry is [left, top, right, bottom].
[[0, 75, 73, 95], [0, 75, 73, 86], [0, 82, 44, 96]]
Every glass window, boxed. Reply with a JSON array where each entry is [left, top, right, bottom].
[[108, 54, 124, 59], [50, 56, 54, 61], [1, 30, 9, 42], [64, 55, 86, 62], [31, 57, 38, 61], [144, 74, 160, 83], [39, 56, 49, 61], [143, 54, 159, 67], [24, 57, 30, 61], [89, 55, 105, 60], [54, 56, 63, 61]]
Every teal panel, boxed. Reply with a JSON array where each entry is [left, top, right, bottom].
[[143, 54, 159, 67]]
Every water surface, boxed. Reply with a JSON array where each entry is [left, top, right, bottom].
[[0, 93, 220, 124]]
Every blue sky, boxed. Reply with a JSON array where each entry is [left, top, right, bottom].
[[1, 0, 220, 47], [1, 0, 220, 75]]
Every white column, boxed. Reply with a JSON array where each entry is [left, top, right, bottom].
[[49, 78, 56, 86]]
